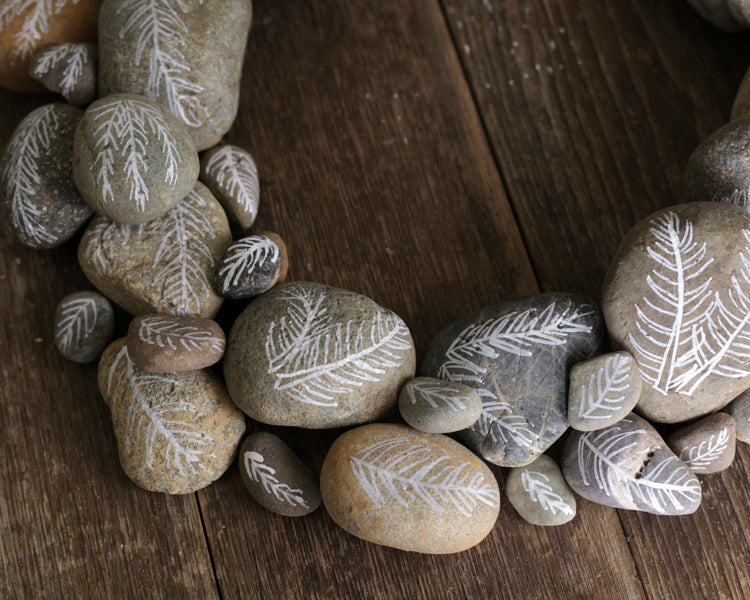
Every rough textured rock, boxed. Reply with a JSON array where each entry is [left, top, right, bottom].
[[421, 293, 604, 467], [320, 423, 500, 554], [98, 0, 253, 151], [54, 291, 114, 363], [603, 202, 750, 423], [214, 233, 287, 299], [562, 413, 702, 515], [667, 412, 736, 474], [238, 432, 320, 517], [199, 144, 260, 228], [506, 455, 576, 526], [98, 338, 245, 494], [398, 377, 483, 434], [126, 314, 225, 372], [28, 42, 97, 104], [726, 390, 750, 443], [73, 93, 199, 224], [0, 104, 93, 249], [78, 182, 231, 319], [224, 281, 416, 429]]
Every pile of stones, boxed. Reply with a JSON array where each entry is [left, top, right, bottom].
[[3, 0, 750, 555]]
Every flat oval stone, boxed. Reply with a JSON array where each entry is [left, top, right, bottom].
[[239, 432, 320, 517], [126, 314, 225, 372], [398, 377, 482, 434], [73, 93, 199, 225], [54, 291, 114, 363], [567, 351, 642, 432], [603, 203, 750, 423], [99, 0, 253, 151], [78, 182, 231, 319], [98, 338, 245, 494], [320, 423, 500, 554], [224, 281, 416, 428], [667, 412, 736, 474], [421, 293, 604, 467], [726, 390, 750, 443], [199, 145, 259, 228], [214, 233, 287, 299], [0, 104, 93, 249], [562, 413, 702, 515], [28, 42, 97, 105], [506, 455, 576, 526]]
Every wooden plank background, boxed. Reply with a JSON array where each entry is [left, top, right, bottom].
[[0, 0, 749, 598]]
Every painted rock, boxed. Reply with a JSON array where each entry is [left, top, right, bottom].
[[398, 377, 483, 434], [726, 390, 750, 443], [684, 0, 745, 30], [320, 423, 500, 554], [0, 104, 93, 249], [603, 203, 750, 423], [73, 93, 199, 225], [567, 351, 642, 432], [224, 281, 416, 429], [562, 413, 702, 515], [54, 291, 114, 363], [199, 145, 260, 228], [28, 43, 97, 105], [99, 0, 253, 151], [126, 314, 225, 372], [506, 455, 576, 526], [0, 0, 101, 93], [667, 412, 736, 474], [214, 233, 287, 299], [78, 182, 231, 319], [98, 338, 245, 494], [732, 65, 750, 121], [421, 293, 604, 467], [238, 432, 320, 517]]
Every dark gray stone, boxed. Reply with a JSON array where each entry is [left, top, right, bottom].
[[214, 233, 287, 299], [28, 43, 97, 105], [54, 291, 114, 363]]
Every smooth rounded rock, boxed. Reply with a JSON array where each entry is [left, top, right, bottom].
[[506, 455, 576, 526], [214, 233, 287, 299], [54, 291, 115, 363], [726, 390, 750, 443], [667, 412, 736, 474], [320, 423, 500, 554], [398, 377, 483, 434], [28, 43, 97, 105], [200, 145, 260, 228]]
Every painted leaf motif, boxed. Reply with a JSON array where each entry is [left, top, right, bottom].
[[405, 379, 468, 411], [216, 236, 279, 289], [56, 297, 98, 353], [138, 316, 224, 353], [577, 354, 633, 420], [0, 0, 81, 61], [83, 218, 140, 273], [723, 187, 750, 210], [520, 470, 574, 516], [471, 400, 535, 446], [679, 427, 730, 470], [204, 146, 259, 222], [244, 451, 308, 507], [349, 437, 499, 517], [31, 44, 88, 95]]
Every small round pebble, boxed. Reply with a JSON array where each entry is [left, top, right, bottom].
[[398, 377, 482, 433], [28, 43, 97, 105], [54, 291, 114, 363], [199, 144, 260, 228], [667, 412, 736, 474], [506, 455, 576, 526], [214, 233, 288, 299]]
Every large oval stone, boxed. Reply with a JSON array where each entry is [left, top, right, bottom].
[[320, 423, 500, 554]]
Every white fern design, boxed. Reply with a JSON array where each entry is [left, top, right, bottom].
[[84, 218, 141, 274], [577, 354, 633, 420], [265, 285, 413, 407], [56, 297, 98, 353], [31, 44, 88, 96], [406, 379, 469, 411], [520, 470, 574, 516], [723, 187, 750, 209], [117, 0, 207, 127], [471, 400, 535, 446], [243, 451, 309, 508], [107, 346, 213, 477], [1, 105, 59, 246], [204, 146, 260, 222], [678, 427, 730, 471], [216, 236, 279, 289], [137, 316, 224, 353], [0, 0, 81, 62], [577, 417, 701, 514], [87, 97, 181, 211], [349, 437, 498, 517]]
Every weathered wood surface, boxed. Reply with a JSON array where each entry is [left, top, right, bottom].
[[0, 0, 747, 598]]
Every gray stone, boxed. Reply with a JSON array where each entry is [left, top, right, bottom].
[[224, 281, 416, 429], [54, 291, 114, 363], [667, 413, 736, 474], [398, 377, 482, 434], [506, 455, 576, 526], [421, 293, 604, 467], [0, 104, 93, 249], [28, 43, 97, 105], [726, 390, 750, 443], [214, 233, 288, 299], [200, 145, 259, 228]]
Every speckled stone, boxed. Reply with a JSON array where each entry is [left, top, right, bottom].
[[239, 432, 320, 517], [320, 423, 500, 554], [398, 377, 482, 434], [667, 413, 736, 474], [54, 291, 114, 363], [506, 455, 576, 526], [214, 233, 288, 299], [28, 43, 97, 105], [726, 390, 750, 443], [199, 145, 260, 228]]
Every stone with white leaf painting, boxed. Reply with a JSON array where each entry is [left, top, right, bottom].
[[28, 43, 97, 105], [98, 338, 245, 494], [725, 390, 750, 443], [238, 431, 320, 517], [200, 145, 260, 228], [603, 202, 750, 423], [78, 181, 231, 319], [398, 377, 482, 434], [54, 291, 114, 363], [320, 423, 500, 554], [99, 0, 253, 151], [223, 281, 416, 429], [562, 413, 702, 515], [567, 351, 641, 432], [506, 455, 576, 526], [214, 233, 288, 299], [73, 93, 199, 225], [421, 293, 604, 468], [126, 314, 225, 372], [0, 104, 93, 249], [667, 412, 736, 474]]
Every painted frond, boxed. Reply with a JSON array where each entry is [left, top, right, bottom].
[[406, 380, 468, 411], [470, 400, 535, 446], [31, 43, 88, 95], [138, 316, 224, 353], [117, 0, 206, 127], [84, 219, 138, 273], [216, 236, 279, 288], [679, 428, 730, 470], [1, 0, 80, 61], [56, 297, 98, 353], [722, 187, 750, 210], [265, 285, 412, 407], [577, 354, 633, 419], [244, 451, 308, 507], [204, 146, 260, 220], [350, 437, 498, 517], [520, 470, 574, 516]]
